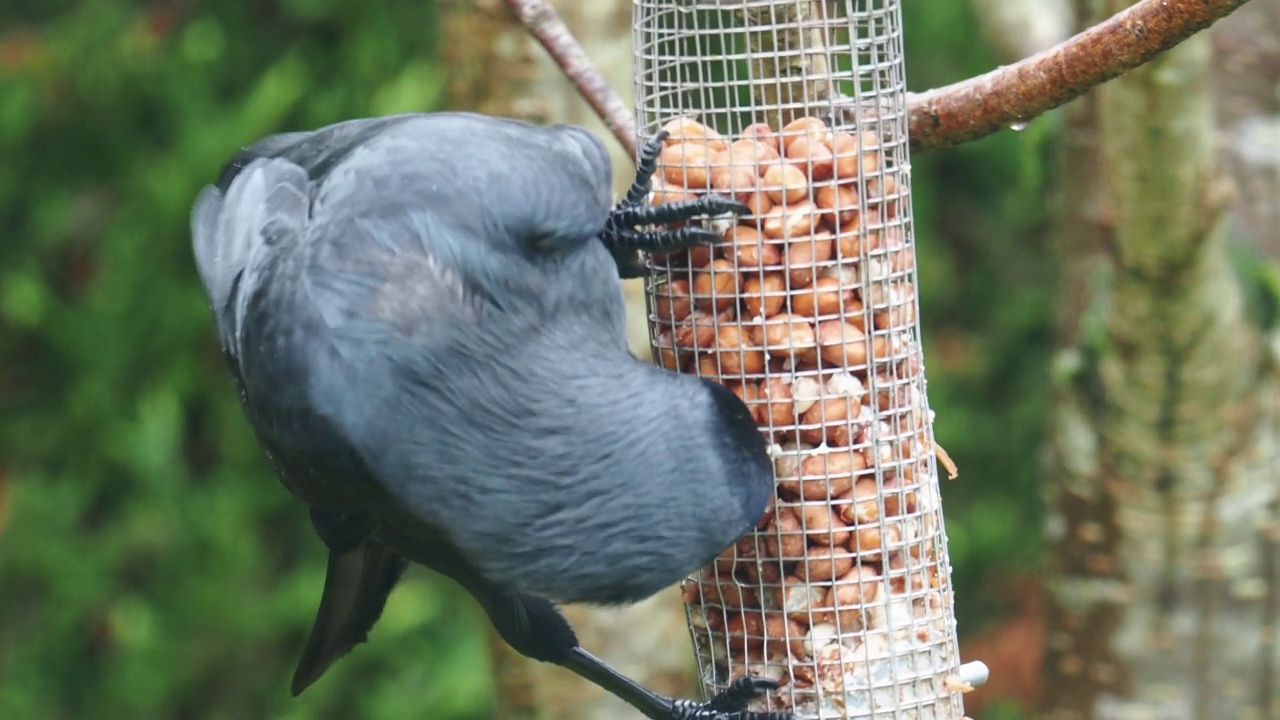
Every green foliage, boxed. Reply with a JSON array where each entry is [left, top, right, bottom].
[[902, 2, 1058, 631], [0, 3, 489, 718], [1230, 234, 1280, 333]]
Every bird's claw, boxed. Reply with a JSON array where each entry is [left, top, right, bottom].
[[679, 227, 722, 247], [668, 677, 792, 720], [708, 677, 782, 711], [601, 127, 750, 278], [686, 195, 751, 219]]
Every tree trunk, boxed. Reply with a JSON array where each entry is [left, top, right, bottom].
[[438, 2, 698, 718], [1040, 1, 1280, 718], [1209, 0, 1280, 259]]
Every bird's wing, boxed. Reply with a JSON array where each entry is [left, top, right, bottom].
[[191, 143, 431, 698], [194, 110, 620, 361], [190, 146, 413, 696], [190, 155, 311, 362]]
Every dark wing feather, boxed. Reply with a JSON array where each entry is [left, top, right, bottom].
[[191, 150, 416, 696], [190, 156, 311, 359]]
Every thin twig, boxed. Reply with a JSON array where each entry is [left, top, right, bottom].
[[908, 0, 1253, 151], [501, 0, 636, 158], [508, 0, 1252, 156]]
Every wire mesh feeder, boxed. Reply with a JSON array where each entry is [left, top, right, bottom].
[[633, 2, 967, 718]]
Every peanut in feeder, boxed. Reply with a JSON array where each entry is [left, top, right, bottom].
[[634, 1, 969, 717]]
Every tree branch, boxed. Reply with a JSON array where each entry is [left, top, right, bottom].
[[507, 0, 1253, 157], [909, 0, 1254, 151], [502, 0, 636, 158]]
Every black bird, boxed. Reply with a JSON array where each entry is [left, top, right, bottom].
[[190, 111, 788, 720]]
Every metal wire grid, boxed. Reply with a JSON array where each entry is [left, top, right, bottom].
[[632, 2, 964, 718]]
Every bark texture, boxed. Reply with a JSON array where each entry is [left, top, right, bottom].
[[1041, 0, 1280, 718], [439, 2, 698, 717]]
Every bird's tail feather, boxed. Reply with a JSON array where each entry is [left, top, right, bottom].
[[289, 540, 408, 696]]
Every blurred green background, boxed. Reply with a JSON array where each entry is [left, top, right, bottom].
[[0, 2, 1052, 718]]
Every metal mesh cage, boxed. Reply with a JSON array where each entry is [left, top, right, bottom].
[[632, 2, 965, 717]]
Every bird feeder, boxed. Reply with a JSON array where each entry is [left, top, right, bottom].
[[634, 1, 970, 717]]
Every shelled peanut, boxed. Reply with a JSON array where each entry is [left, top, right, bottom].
[[647, 116, 949, 711]]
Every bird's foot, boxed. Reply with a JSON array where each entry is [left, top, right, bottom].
[[563, 647, 792, 720], [667, 677, 793, 720], [601, 128, 749, 279]]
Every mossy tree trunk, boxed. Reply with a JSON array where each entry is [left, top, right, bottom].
[[1040, 1, 1280, 718], [438, 2, 697, 718]]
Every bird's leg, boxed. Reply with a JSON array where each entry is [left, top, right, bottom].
[[621, 129, 670, 207], [480, 590, 792, 720], [563, 647, 793, 720]]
